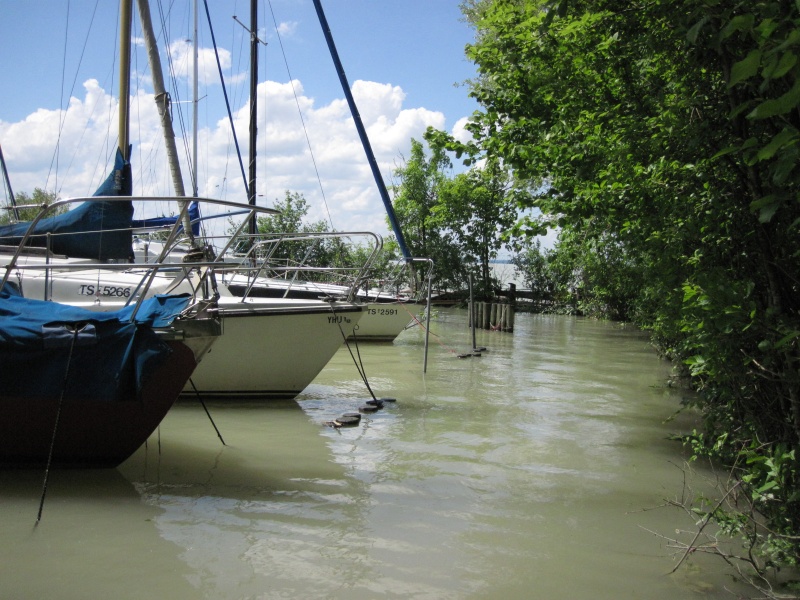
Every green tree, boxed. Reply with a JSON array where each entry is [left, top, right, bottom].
[[253, 191, 331, 267], [391, 138, 465, 291], [461, 0, 800, 576], [434, 159, 519, 297], [0, 188, 62, 224]]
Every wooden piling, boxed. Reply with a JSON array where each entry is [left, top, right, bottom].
[[468, 301, 514, 333]]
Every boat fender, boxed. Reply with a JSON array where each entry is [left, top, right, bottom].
[[359, 404, 380, 413], [365, 399, 384, 408]]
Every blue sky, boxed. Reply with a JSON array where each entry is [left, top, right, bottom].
[[0, 0, 481, 236]]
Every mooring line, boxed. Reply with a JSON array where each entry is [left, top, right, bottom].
[[188, 379, 226, 446], [37, 325, 80, 524], [329, 302, 378, 401]]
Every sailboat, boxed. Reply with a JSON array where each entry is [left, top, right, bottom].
[[166, 0, 421, 343], [210, 0, 434, 343], [0, 0, 223, 467], [0, 260, 220, 468], [0, 0, 365, 402]]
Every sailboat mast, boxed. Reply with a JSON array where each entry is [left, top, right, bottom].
[[312, 0, 411, 260], [0, 145, 18, 221], [247, 0, 258, 235], [119, 0, 133, 159], [136, 0, 195, 244], [193, 0, 199, 198], [136, 0, 185, 198]]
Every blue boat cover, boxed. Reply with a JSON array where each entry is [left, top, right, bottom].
[[0, 286, 193, 401], [132, 200, 201, 236], [0, 148, 134, 260]]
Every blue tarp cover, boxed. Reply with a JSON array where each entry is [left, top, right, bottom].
[[132, 200, 201, 236], [0, 287, 192, 401], [0, 149, 134, 260]]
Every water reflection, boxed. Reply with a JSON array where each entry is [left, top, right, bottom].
[[0, 309, 757, 599]]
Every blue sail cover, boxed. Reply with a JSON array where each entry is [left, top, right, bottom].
[[0, 148, 134, 260], [132, 200, 201, 236], [0, 286, 192, 401]]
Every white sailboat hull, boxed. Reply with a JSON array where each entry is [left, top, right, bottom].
[[221, 272, 413, 342], [184, 298, 362, 399], [350, 302, 414, 342]]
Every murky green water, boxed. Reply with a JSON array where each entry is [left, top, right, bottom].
[[0, 309, 757, 598]]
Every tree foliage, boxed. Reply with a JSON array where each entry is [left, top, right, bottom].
[[391, 138, 464, 290], [252, 190, 397, 287], [461, 0, 800, 575], [391, 136, 520, 297], [0, 188, 62, 224], [254, 190, 343, 268]]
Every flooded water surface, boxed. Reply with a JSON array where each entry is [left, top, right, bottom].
[[0, 309, 756, 598]]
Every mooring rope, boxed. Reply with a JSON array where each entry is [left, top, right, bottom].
[[328, 302, 378, 401], [187, 378, 226, 446], [37, 324, 81, 524]]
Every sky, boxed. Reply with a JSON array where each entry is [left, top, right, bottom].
[[0, 0, 481, 239]]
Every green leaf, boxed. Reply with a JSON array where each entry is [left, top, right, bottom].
[[729, 50, 762, 88], [720, 14, 755, 41], [687, 16, 709, 44], [756, 128, 798, 161], [768, 51, 798, 80], [748, 78, 800, 119], [750, 195, 781, 222], [774, 331, 800, 349], [756, 480, 778, 494]]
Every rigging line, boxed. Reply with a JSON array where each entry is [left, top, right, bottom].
[[266, 0, 335, 231], [50, 0, 71, 196], [155, 0, 195, 195], [0, 145, 17, 220], [401, 302, 460, 356], [187, 379, 227, 446], [202, 0, 250, 198], [48, 0, 103, 197], [154, 0, 194, 195], [348, 327, 378, 400]]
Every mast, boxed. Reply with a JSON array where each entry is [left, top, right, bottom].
[[312, 0, 411, 260], [193, 0, 199, 198], [0, 145, 18, 221], [247, 0, 258, 235], [136, 0, 195, 243], [119, 0, 133, 160]]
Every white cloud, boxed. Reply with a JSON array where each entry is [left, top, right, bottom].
[[167, 39, 235, 86], [451, 116, 474, 143], [0, 75, 450, 238], [276, 21, 298, 37]]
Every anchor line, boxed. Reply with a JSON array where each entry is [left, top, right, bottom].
[[187, 378, 226, 446], [328, 302, 377, 401], [37, 324, 81, 524]]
